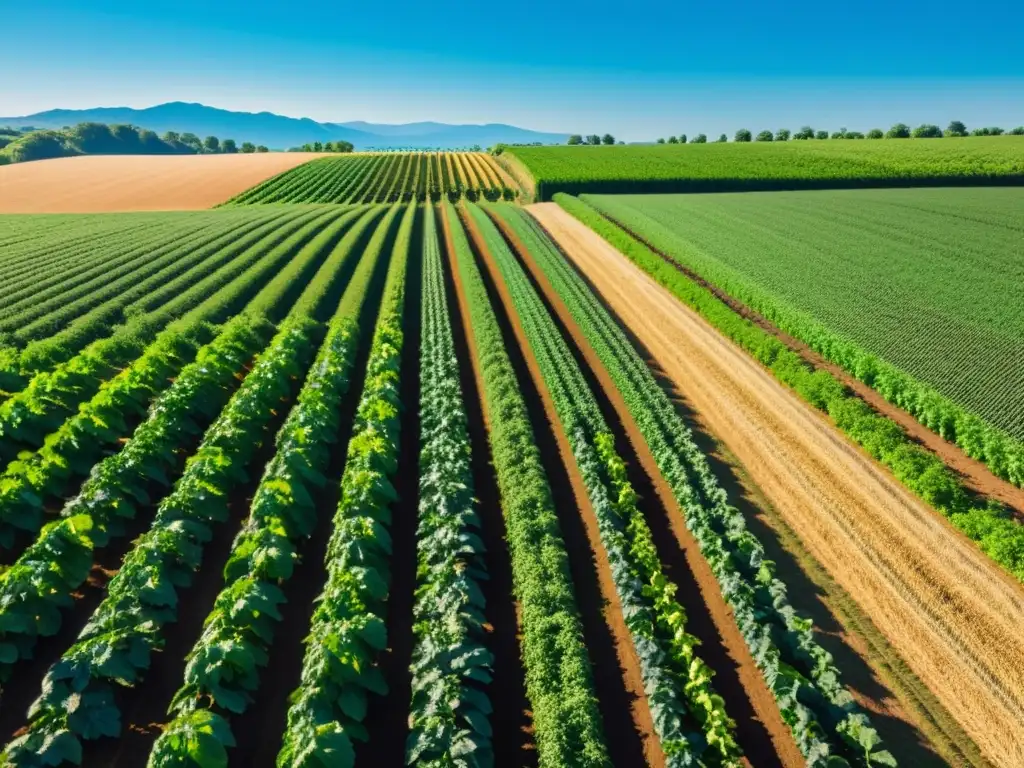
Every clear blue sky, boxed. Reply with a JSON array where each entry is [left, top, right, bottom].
[[3, 0, 1022, 141]]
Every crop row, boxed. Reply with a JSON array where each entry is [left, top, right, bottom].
[[225, 153, 518, 206], [441, 201, 609, 766], [465, 203, 740, 766]]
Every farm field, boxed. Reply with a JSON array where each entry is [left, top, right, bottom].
[[227, 151, 518, 205], [0, 154, 325, 213], [504, 136, 1024, 198], [578, 188, 1024, 486], [528, 201, 1024, 767], [0, 196, 926, 768]]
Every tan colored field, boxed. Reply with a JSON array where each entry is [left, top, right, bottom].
[[0, 153, 324, 213], [529, 202, 1024, 768]]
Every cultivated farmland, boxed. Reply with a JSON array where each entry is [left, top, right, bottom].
[[2, 141, 1023, 768], [227, 152, 518, 204], [579, 188, 1024, 486], [0, 154, 324, 213], [504, 136, 1024, 198]]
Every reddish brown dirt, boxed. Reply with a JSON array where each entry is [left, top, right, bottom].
[[595, 207, 1024, 517], [0, 153, 325, 213], [487, 209, 803, 767], [529, 202, 1024, 768], [435, 206, 536, 764], [456, 206, 666, 767]]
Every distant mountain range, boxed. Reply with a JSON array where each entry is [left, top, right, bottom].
[[0, 102, 569, 150]]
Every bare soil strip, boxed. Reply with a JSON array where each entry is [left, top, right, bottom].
[[0, 153, 324, 213], [445, 206, 656, 767], [487, 211, 802, 766], [528, 203, 1024, 768], [436, 206, 536, 764]]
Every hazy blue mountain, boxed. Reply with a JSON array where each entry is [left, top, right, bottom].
[[0, 102, 568, 149]]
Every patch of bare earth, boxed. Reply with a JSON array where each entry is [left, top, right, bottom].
[[0, 153, 326, 213], [528, 202, 1024, 768]]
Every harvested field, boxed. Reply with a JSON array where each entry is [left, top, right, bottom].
[[0, 153, 323, 213], [529, 201, 1024, 768]]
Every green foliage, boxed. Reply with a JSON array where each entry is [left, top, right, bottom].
[[472, 203, 741, 765], [885, 123, 911, 138], [815, 130, 829, 139], [692, 133, 707, 143], [567, 134, 583, 145], [602, 133, 615, 145], [945, 120, 968, 137], [755, 130, 773, 142], [866, 128, 884, 139], [775, 128, 791, 141], [734, 129, 752, 142], [667, 135, 679, 144], [558, 192, 1024, 582], [443, 202, 609, 767], [911, 124, 942, 138], [506, 135, 1024, 198]]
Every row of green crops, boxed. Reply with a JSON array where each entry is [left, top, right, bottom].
[[441, 202, 609, 767], [465, 203, 741, 766], [1, 316, 320, 766], [580, 188, 1024, 485], [275, 203, 413, 766], [490, 202, 898, 766], [554, 192, 1024, 585], [146, 208, 398, 767], [225, 153, 518, 206], [505, 136, 1024, 199], [406, 207, 494, 765], [0, 207, 349, 462]]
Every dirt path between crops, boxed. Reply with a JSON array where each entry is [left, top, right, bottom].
[[0, 153, 325, 213], [528, 202, 1024, 768], [447, 206, 662, 766]]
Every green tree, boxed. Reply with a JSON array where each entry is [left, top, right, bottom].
[[945, 120, 968, 137], [815, 130, 829, 140], [755, 130, 773, 142], [911, 124, 942, 138], [656, 137, 665, 144], [793, 126, 814, 140], [180, 133, 202, 152], [678, 133, 687, 144], [313, 141, 323, 151], [845, 131, 865, 139], [567, 134, 583, 145], [602, 133, 615, 145], [221, 138, 238, 153], [734, 128, 752, 142], [256, 145, 269, 152], [831, 127, 848, 139], [867, 128, 884, 139], [717, 133, 728, 142], [667, 135, 679, 144], [586, 134, 601, 145], [692, 133, 707, 143], [886, 123, 911, 139], [203, 135, 220, 153], [1009, 126, 1024, 135], [775, 128, 791, 141], [240, 141, 256, 153], [162, 130, 181, 144]]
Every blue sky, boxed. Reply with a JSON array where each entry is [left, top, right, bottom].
[[3, 0, 1022, 141]]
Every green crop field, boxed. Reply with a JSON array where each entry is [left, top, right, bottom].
[[226, 151, 517, 205], [506, 136, 1024, 198], [581, 187, 1024, 480]]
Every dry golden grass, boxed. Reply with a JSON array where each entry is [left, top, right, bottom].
[[529, 202, 1024, 768], [0, 153, 324, 213]]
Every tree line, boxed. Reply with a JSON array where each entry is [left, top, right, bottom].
[[654, 121, 1024, 144], [567, 134, 623, 145], [0, 122, 272, 165], [288, 140, 355, 153]]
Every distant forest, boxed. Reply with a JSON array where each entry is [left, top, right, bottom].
[[0, 122, 271, 165]]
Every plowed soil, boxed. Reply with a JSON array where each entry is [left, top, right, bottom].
[[0, 153, 323, 213], [528, 202, 1024, 768]]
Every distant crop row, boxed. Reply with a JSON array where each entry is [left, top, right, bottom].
[[226, 152, 519, 204], [504, 136, 1024, 199]]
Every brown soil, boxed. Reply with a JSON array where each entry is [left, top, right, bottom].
[[0, 153, 325, 213], [597, 209, 1024, 517], [435, 206, 536, 764], [528, 203, 1024, 768], [457, 206, 666, 767], [487, 210, 802, 767], [443, 205, 653, 766]]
